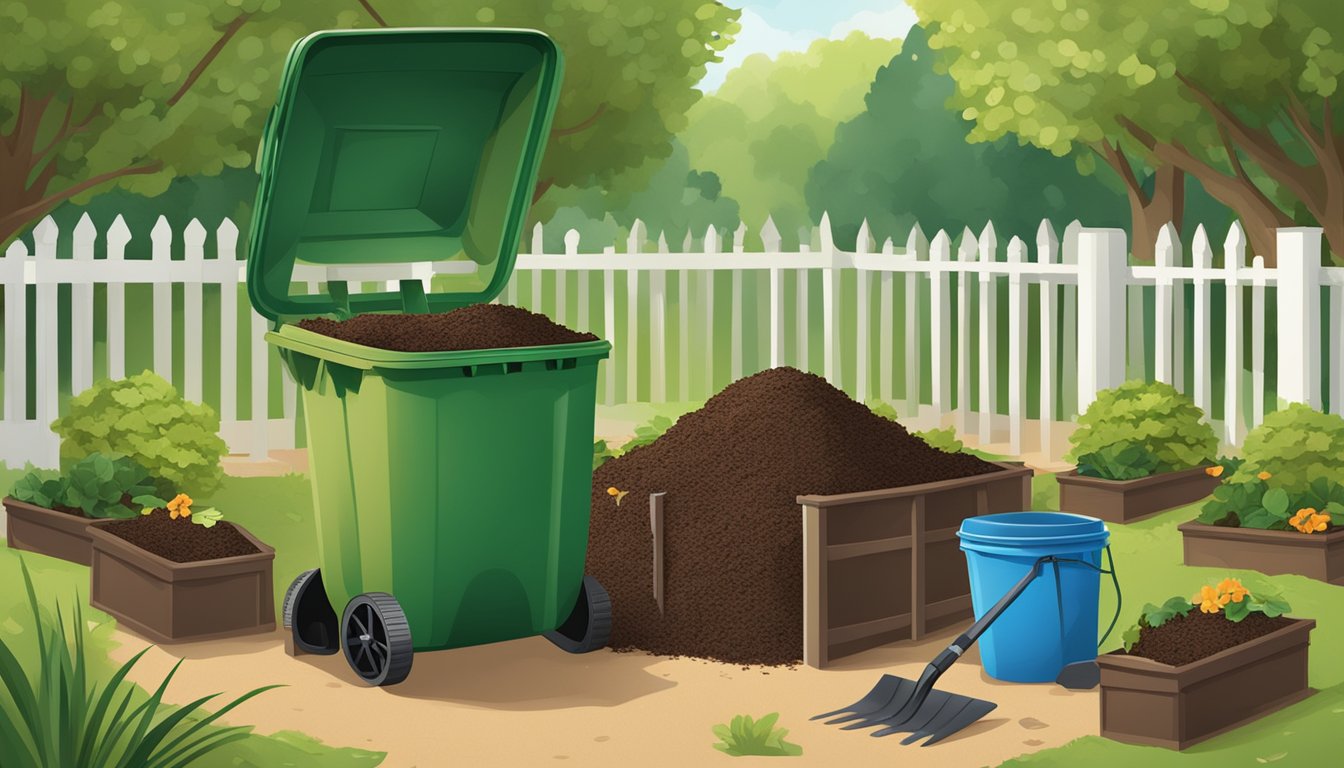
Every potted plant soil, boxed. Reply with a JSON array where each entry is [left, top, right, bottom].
[[1097, 578, 1314, 750], [89, 493, 276, 643], [1180, 405, 1344, 584], [5, 454, 160, 565], [1057, 380, 1221, 523]]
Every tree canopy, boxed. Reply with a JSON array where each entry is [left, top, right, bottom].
[[0, 0, 739, 246], [807, 25, 1128, 249], [909, 0, 1344, 262]]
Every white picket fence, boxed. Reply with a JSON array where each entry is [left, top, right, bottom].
[[1, 212, 1340, 469]]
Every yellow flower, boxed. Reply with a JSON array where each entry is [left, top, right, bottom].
[[1257, 471, 1272, 480], [1290, 508, 1320, 533], [1217, 578, 1249, 604], [166, 493, 193, 520], [1305, 511, 1332, 533], [606, 487, 619, 497], [1205, 466, 1224, 477], [1196, 585, 1225, 614]]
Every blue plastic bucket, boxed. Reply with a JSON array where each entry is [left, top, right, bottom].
[[958, 512, 1110, 683]]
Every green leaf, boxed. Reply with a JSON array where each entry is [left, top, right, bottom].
[[1262, 487, 1290, 518], [1223, 599, 1250, 622], [1121, 623, 1142, 652]]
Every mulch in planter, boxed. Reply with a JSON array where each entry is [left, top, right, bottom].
[[297, 304, 598, 352], [1120, 610, 1294, 666], [99, 511, 260, 563], [589, 366, 1000, 666]]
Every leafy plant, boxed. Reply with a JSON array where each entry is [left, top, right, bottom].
[[10, 454, 157, 519], [711, 713, 802, 757], [914, 426, 964, 454], [191, 508, 225, 529], [1075, 442, 1161, 481], [1122, 579, 1292, 651], [868, 401, 901, 423], [51, 372, 228, 498], [0, 558, 279, 768], [1232, 403, 1344, 491], [1066, 380, 1217, 476], [1198, 475, 1344, 533], [593, 440, 620, 471], [619, 415, 675, 454]]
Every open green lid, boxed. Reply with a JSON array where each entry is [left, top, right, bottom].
[[246, 28, 562, 322]]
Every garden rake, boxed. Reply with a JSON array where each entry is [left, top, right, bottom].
[[813, 550, 1119, 746]]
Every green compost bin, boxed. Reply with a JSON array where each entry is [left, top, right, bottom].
[[246, 29, 611, 683]]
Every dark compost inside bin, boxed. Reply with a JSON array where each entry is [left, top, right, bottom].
[[297, 303, 597, 352], [1116, 610, 1293, 666], [100, 511, 261, 563], [589, 366, 1000, 666]]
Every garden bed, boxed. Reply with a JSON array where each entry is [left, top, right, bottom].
[[1097, 616, 1315, 750], [89, 516, 275, 643], [1057, 466, 1220, 524], [1179, 522, 1344, 585], [4, 496, 101, 565]]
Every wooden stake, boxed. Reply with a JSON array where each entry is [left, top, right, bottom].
[[650, 492, 666, 615]]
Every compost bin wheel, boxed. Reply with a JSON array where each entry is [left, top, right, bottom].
[[544, 575, 612, 654], [282, 569, 339, 655], [341, 593, 414, 686]]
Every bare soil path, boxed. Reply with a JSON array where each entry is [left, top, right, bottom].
[[110, 625, 1097, 767]]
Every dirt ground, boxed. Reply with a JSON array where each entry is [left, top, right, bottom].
[[110, 625, 1098, 768]]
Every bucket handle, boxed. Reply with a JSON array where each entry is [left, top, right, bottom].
[[1037, 545, 1122, 649]]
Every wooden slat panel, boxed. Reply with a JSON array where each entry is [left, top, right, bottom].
[[828, 612, 914, 646], [911, 495, 927, 641], [803, 504, 827, 669], [827, 534, 913, 561]]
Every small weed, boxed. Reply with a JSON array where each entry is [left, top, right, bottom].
[[711, 712, 802, 757]]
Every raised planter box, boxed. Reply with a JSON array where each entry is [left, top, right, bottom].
[[89, 521, 276, 643], [1097, 618, 1315, 750], [1179, 522, 1344, 585], [799, 461, 1034, 668], [4, 496, 98, 565], [1057, 466, 1220, 524]]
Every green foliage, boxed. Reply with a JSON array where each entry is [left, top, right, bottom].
[[1075, 442, 1161, 481], [51, 372, 227, 498], [1066, 380, 1217, 474], [1232, 403, 1344, 491], [1200, 475, 1344, 531], [0, 558, 279, 768], [10, 454, 155, 519], [0, 1, 739, 245], [682, 33, 903, 242], [711, 713, 802, 757], [620, 415, 675, 454], [915, 426, 965, 454], [191, 507, 225, 529], [1121, 596, 1193, 651], [1224, 584, 1293, 623], [868, 401, 901, 422], [807, 26, 1128, 249], [592, 440, 620, 471]]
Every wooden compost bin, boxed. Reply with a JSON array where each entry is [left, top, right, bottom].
[[799, 462, 1033, 668], [1097, 619, 1315, 750], [1179, 522, 1344, 585]]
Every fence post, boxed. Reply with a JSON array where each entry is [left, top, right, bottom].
[[820, 212, 840, 389], [855, 219, 871, 403], [1276, 228, 1324, 409], [1154, 223, 1178, 385], [1077, 228, 1128, 411], [903, 225, 926, 418], [1006, 236, 1027, 456], [1037, 221, 1059, 456], [1223, 223, 1247, 445], [764, 217, 785, 369], [3, 238, 28, 427], [928, 230, 952, 416], [977, 221, 997, 444], [71, 214, 96, 397], [33, 217, 59, 466], [1191, 225, 1213, 419], [151, 216, 174, 385], [956, 228, 976, 434]]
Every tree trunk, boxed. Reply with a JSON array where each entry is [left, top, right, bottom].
[[1129, 165, 1185, 262]]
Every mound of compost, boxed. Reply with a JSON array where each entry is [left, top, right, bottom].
[[100, 511, 261, 563], [297, 304, 597, 352], [1118, 610, 1294, 666], [588, 366, 1000, 665]]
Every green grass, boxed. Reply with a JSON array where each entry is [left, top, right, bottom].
[[1, 466, 384, 766], [1001, 473, 1344, 766]]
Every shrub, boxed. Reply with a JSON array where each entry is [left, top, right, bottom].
[[1075, 442, 1161, 481], [9, 454, 157, 519], [1198, 474, 1343, 533], [711, 713, 802, 757], [0, 558, 278, 767], [51, 372, 228, 498], [1231, 403, 1344, 491], [1066, 380, 1217, 476]]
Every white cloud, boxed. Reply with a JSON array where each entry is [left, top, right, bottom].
[[829, 6, 918, 40], [701, 9, 818, 92]]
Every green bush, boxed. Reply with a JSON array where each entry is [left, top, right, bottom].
[[1075, 443, 1161, 481], [711, 713, 802, 757], [619, 415, 675, 454], [0, 559, 278, 768], [593, 439, 620, 471], [9, 454, 156, 519], [1231, 403, 1344, 491], [1066, 380, 1217, 476], [51, 372, 228, 498], [1199, 475, 1344, 530]]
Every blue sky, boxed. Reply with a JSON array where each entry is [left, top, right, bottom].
[[701, 1, 918, 90]]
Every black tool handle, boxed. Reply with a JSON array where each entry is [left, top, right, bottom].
[[928, 558, 1045, 677]]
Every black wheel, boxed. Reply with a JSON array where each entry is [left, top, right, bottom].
[[282, 569, 339, 655], [341, 593, 413, 686], [544, 575, 612, 654]]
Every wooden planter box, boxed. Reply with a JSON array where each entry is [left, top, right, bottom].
[[4, 496, 98, 565], [799, 461, 1034, 668], [89, 521, 276, 643], [1057, 466, 1220, 524], [1097, 619, 1315, 750], [1179, 522, 1344, 585]]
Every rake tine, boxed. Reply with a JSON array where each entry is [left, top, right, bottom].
[[875, 694, 954, 739], [895, 697, 965, 743], [826, 678, 914, 726], [915, 700, 999, 747], [812, 675, 902, 721]]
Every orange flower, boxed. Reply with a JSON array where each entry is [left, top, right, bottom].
[[166, 493, 193, 520], [1196, 585, 1226, 614], [1217, 578, 1249, 604], [1205, 466, 1224, 477], [1290, 508, 1325, 534], [1257, 471, 1272, 481]]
